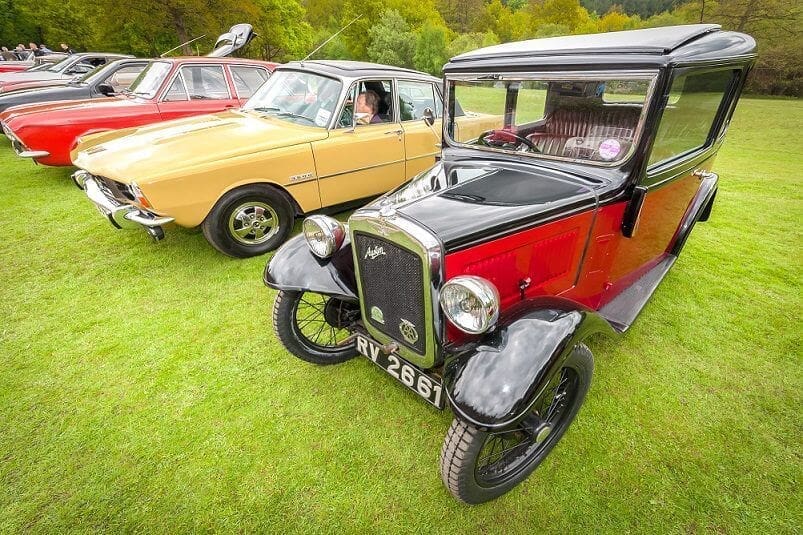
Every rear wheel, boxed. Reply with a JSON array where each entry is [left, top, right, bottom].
[[440, 344, 594, 504], [273, 290, 359, 364], [202, 184, 294, 258]]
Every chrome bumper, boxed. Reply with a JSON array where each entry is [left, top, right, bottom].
[[72, 170, 174, 231], [1, 120, 48, 158]]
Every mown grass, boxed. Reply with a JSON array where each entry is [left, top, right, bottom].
[[0, 97, 801, 533]]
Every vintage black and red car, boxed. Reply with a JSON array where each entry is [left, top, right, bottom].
[[265, 25, 756, 503]]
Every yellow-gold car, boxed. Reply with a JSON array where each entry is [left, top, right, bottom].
[[71, 60, 498, 257]]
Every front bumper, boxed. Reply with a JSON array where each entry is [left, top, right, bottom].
[[72, 170, 174, 231], [1, 120, 49, 159]]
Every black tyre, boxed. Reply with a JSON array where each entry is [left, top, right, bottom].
[[440, 344, 594, 504], [272, 290, 359, 365], [202, 184, 294, 258]]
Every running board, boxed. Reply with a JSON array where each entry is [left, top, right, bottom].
[[599, 255, 677, 333]]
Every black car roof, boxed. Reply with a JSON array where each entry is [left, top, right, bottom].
[[445, 25, 756, 71], [279, 60, 439, 82]]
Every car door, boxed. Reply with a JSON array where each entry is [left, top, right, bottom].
[[312, 79, 406, 208], [156, 64, 239, 121], [608, 67, 741, 283], [398, 79, 443, 177], [229, 65, 271, 106]]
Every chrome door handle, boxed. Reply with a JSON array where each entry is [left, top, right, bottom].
[[693, 169, 717, 180], [384, 129, 403, 136]]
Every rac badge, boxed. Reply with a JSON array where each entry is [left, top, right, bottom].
[[370, 306, 385, 325], [399, 319, 419, 344]]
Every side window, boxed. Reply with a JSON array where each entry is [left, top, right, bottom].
[[180, 65, 230, 100], [231, 66, 269, 99], [398, 80, 437, 121], [648, 69, 735, 166], [106, 64, 147, 92], [337, 79, 395, 127], [163, 74, 188, 101]]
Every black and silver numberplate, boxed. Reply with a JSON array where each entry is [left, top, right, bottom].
[[356, 334, 445, 409]]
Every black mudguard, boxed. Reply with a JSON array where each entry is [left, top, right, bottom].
[[263, 234, 358, 299], [443, 297, 615, 431]]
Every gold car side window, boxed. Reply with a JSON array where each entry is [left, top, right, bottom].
[[337, 80, 395, 128]]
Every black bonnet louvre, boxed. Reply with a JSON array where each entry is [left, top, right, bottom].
[[354, 233, 427, 354]]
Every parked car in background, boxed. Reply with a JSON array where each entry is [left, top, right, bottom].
[[0, 53, 131, 91], [70, 61, 498, 257], [0, 58, 150, 113], [0, 52, 67, 73], [265, 25, 756, 503], [0, 56, 275, 166]]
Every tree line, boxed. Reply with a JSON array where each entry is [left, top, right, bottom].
[[0, 0, 799, 95]]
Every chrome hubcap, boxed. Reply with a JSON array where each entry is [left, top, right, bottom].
[[228, 202, 279, 245]]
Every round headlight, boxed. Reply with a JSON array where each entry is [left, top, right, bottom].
[[439, 275, 500, 334], [303, 215, 346, 258]]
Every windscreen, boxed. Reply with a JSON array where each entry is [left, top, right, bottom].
[[447, 74, 654, 164], [244, 70, 342, 128], [128, 61, 172, 99]]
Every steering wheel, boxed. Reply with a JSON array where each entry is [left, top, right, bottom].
[[478, 129, 540, 153]]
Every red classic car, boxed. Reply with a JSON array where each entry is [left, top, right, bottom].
[[0, 56, 276, 166]]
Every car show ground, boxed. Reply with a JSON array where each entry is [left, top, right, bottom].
[[0, 97, 800, 532]]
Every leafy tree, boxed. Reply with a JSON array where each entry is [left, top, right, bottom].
[[446, 31, 500, 57], [474, 0, 532, 41], [437, 0, 484, 32], [366, 9, 415, 68], [250, 0, 314, 61], [596, 6, 641, 32], [530, 0, 592, 32], [413, 22, 450, 75]]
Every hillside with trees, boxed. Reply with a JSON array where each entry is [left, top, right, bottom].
[[0, 0, 799, 95]]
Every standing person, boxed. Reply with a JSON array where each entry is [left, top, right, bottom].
[[60, 43, 75, 54]]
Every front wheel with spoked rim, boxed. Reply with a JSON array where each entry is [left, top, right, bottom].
[[440, 344, 594, 504], [273, 290, 359, 365]]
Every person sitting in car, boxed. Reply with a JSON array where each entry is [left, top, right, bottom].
[[355, 90, 382, 124], [1, 47, 15, 61]]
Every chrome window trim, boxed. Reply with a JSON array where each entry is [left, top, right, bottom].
[[349, 210, 445, 370], [443, 69, 660, 168]]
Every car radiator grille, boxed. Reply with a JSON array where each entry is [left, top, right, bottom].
[[354, 232, 427, 354]]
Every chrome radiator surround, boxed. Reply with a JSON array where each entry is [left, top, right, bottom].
[[349, 209, 444, 369]]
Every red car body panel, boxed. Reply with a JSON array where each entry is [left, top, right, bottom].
[[0, 63, 31, 74], [0, 57, 277, 166]]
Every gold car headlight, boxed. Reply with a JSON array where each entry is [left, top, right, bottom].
[[303, 215, 346, 259], [440, 276, 500, 334]]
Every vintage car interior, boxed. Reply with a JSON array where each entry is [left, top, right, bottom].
[[450, 77, 651, 163]]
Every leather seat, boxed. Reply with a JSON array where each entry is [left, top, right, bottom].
[[528, 107, 641, 156]]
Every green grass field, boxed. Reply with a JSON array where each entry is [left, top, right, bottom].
[[1, 97, 801, 533]]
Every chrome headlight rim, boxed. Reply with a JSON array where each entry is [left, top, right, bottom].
[[303, 215, 346, 259], [439, 275, 500, 335]]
